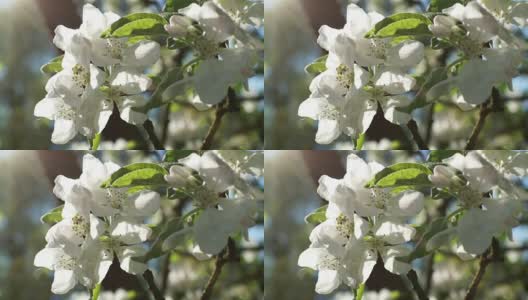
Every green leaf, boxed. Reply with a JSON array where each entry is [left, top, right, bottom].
[[101, 163, 168, 188], [304, 205, 328, 225], [142, 219, 182, 262], [41, 55, 64, 74], [167, 37, 190, 49], [431, 37, 453, 50], [40, 205, 64, 225], [428, 150, 461, 162], [403, 218, 449, 262], [127, 35, 164, 45], [432, 188, 453, 200], [397, 67, 448, 113], [305, 55, 328, 74], [163, 150, 194, 162], [164, 0, 194, 12], [142, 209, 200, 261], [101, 13, 168, 38], [428, 0, 463, 12], [127, 185, 162, 194], [365, 163, 432, 188], [365, 13, 432, 38]]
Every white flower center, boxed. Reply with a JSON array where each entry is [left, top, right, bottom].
[[457, 38, 483, 58], [366, 188, 391, 211], [336, 64, 355, 91], [192, 37, 220, 58], [317, 253, 339, 271], [55, 103, 76, 120], [317, 103, 340, 120], [189, 186, 218, 208], [103, 38, 126, 60], [456, 187, 482, 208], [366, 38, 389, 60], [55, 254, 76, 270], [104, 188, 128, 210], [336, 214, 354, 241], [71, 214, 89, 240], [72, 64, 90, 90]]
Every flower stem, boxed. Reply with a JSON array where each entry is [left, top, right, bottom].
[[406, 269, 429, 300], [355, 133, 366, 150], [406, 120, 429, 150], [355, 283, 365, 300], [143, 269, 165, 300], [91, 284, 101, 300], [90, 134, 101, 150], [200, 90, 232, 151], [464, 239, 497, 300]]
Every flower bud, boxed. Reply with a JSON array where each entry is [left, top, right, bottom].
[[164, 15, 193, 37], [429, 165, 458, 187], [164, 165, 195, 188], [429, 15, 457, 38]]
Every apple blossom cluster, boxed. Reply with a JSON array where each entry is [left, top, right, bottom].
[[34, 151, 263, 295], [34, 4, 160, 144], [162, 0, 263, 109], [299, 0, 528, 147], [34, 0, 263, 146], [299, 151, 527, 295], [162, 150, 263, 259], [34, 154, 160, 294]]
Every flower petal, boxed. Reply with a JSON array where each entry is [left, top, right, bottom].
[[111, 69, 152, 94], [386, 41, 424, 68], [51, 269, 77, 294], [315, 269, 341, 294], [127, 191, 161, 217], [122, 41, 161, 68], [34, 247, 60, 269], [51, 119, 77, 144], [315, 119, 341, 144]]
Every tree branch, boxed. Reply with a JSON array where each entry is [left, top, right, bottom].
[[201, 238, 235, 300], [464, 239, 497, 300], [160, 104, 171, 147], [200, 90, 232, 151], [465, 89, 497, 150], [424, 253, 435, 294], [424, 103, 435, 145], [160, 253, 171, 294], [407, 120, 429, 150], [143, 269, 164, 300], [406, 269, 429, 300], [143, 120, 165, 150]]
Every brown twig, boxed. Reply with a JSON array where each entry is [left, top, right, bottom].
[[425, 103, 435, 145], [407, 119, 429, 150], [464, 89, 497, 150], [464, 239, 497, 300], [143, 120, 165, 150], [407, 269, 429, 300], [200, 91, 232, 151], [200, 238, 235, 300], [160, 253, 171, 294], [143, 269, 165, 300]]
